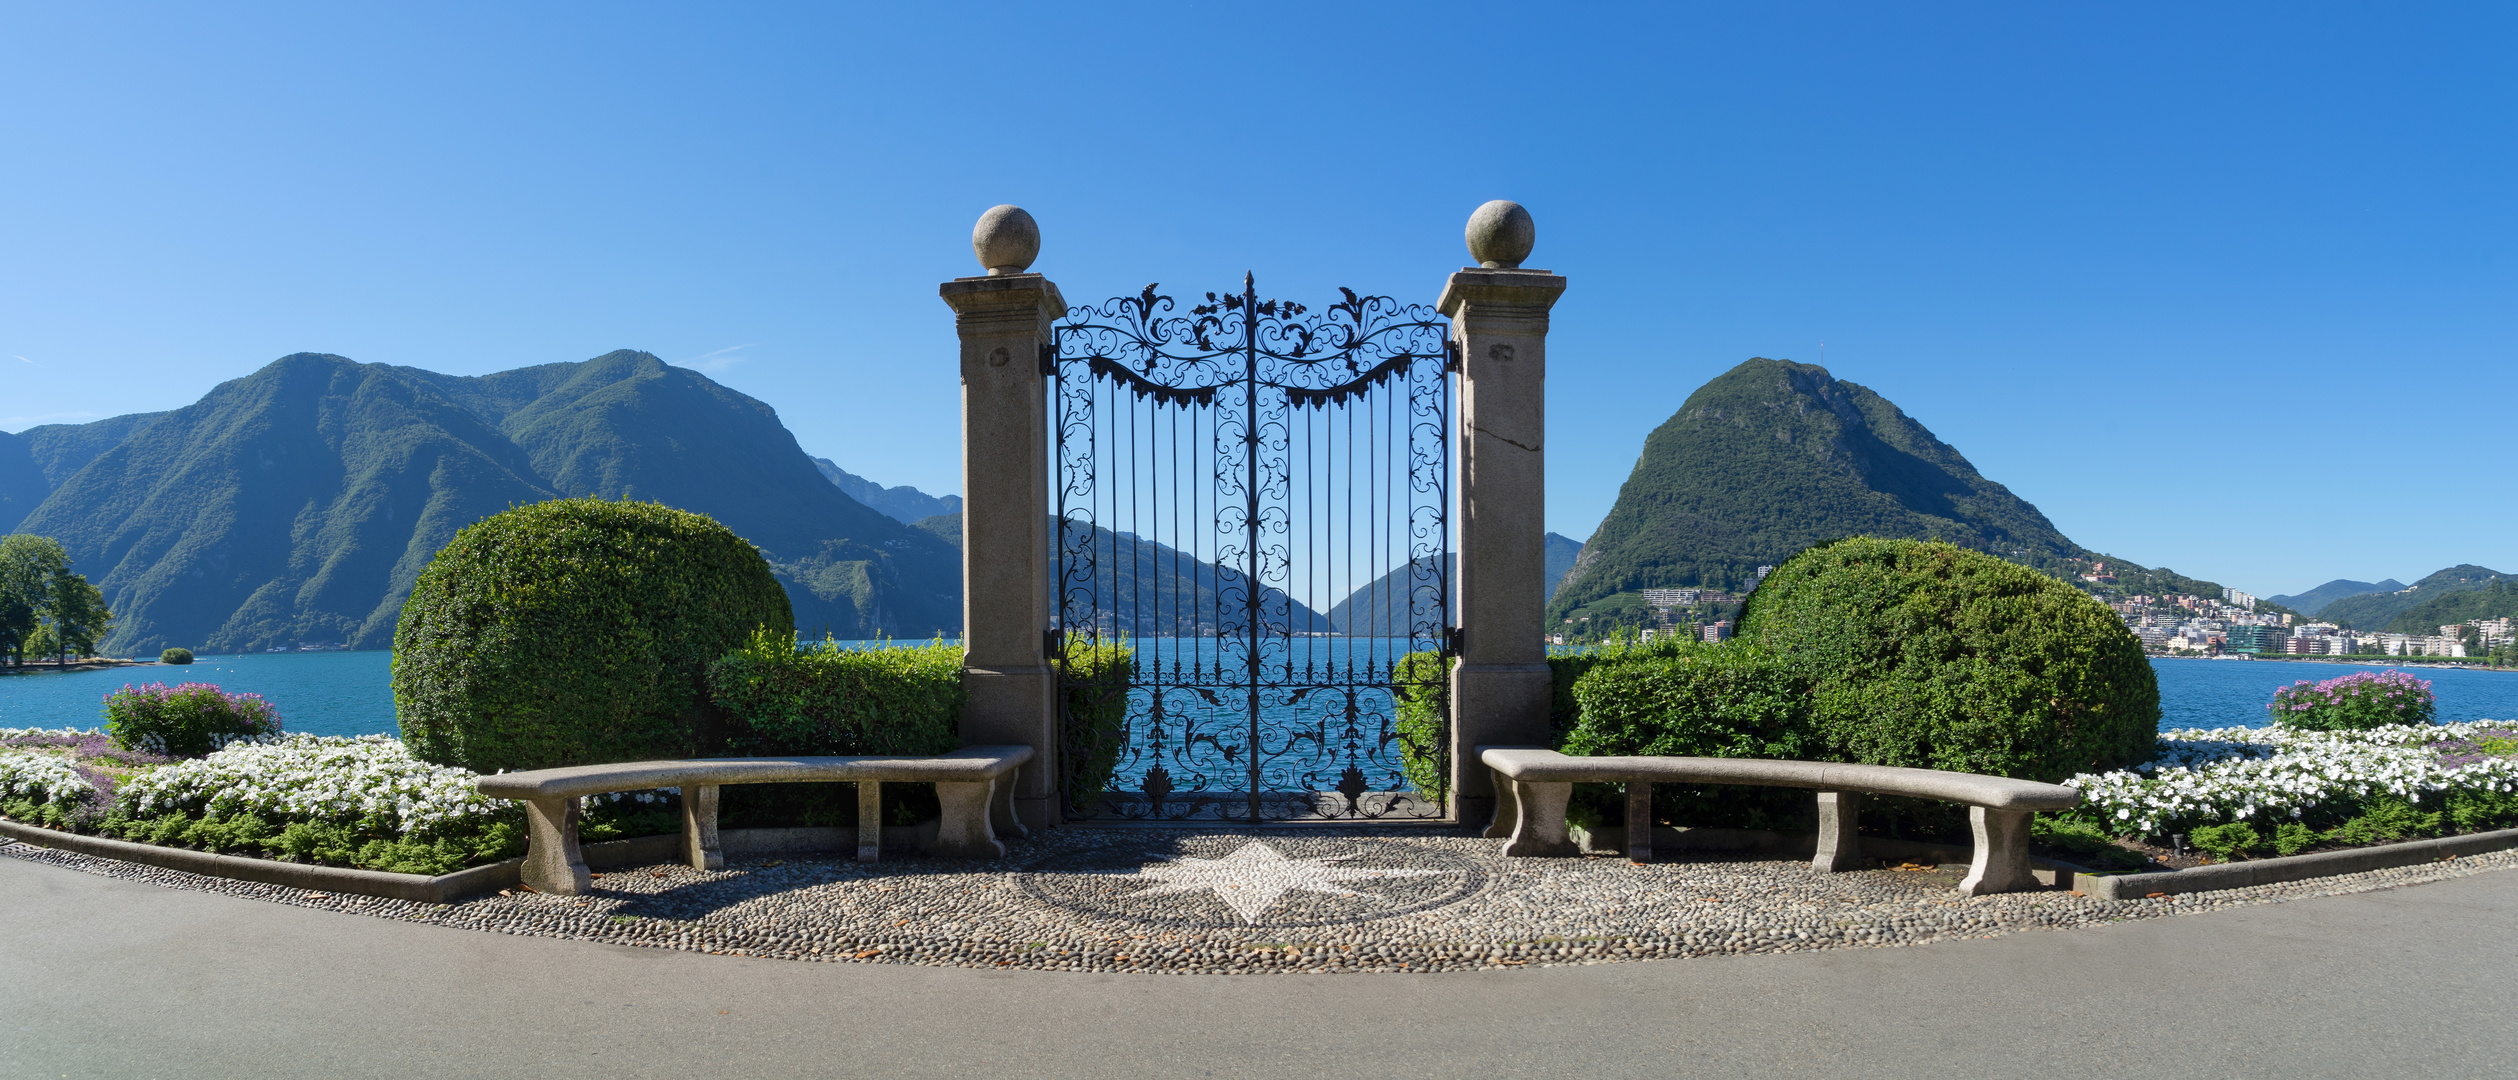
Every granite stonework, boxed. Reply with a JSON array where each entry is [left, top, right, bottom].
[[14, 829, 2514, 975]]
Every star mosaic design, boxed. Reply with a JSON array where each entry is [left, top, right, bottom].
[[1116, 840, 1456, 924]]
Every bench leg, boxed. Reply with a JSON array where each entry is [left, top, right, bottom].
[[1959, 807, 2037, 896], [1812, 790, 1862, 872], [930, 780, 1007, 859], [990, 767, 1029, 840], [680, 784, 722, 871], [857, 781, 882, 863], [1500, 780, 1579, 857], [1625, 782, 1653, 863], [521, 796, 592, 896], [1481, 773, 1519, 839]]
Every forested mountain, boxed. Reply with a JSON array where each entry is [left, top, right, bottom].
[[1549, 359, 2089, 622], [911, 511, 1328, 637], [1325, 554, 1452, 637], [2271, 578, 2406, 615], [1544, 358, 2261, 632], [2310, 565, 2513, 630], [811, 457, 961, 524], [3, 351, 960, 653], [0, 412, 171, 534], [1544, 532, 1583, 602], [2381, 575, 2518, 635]]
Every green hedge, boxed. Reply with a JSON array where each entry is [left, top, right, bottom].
[[1737, 537, 2158, 783], [1056, 636, 1135, 812], [1392, 637, 1704, 796], [707, 631, 964, 756], [1559, 644, 1810, 759], [393, 498, 793, 773]]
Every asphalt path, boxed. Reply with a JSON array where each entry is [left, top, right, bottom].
[[5, 848, 2513, 1079]]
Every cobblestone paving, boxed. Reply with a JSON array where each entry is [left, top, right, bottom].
[[8, 828, 2512, 975]]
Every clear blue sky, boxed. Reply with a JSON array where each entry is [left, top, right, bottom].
[[2, 2, 2509, 600]]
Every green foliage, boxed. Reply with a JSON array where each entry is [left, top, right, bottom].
[[1392, 651, 1452, 795], [105, 682, 283, 758], [1559, 644, 1810, 759], [706, 630, 963, 756], [2187, 822, 2260, 861], [1738, 537, 2160, 782], [86, 809, 526, 876], [159, 647, 193, 664], [2273, 822, 2318, 857], [0, 534, 108, 666], [393, 498, 792, 773], [2030, 815, 2155, 870], [2324, 797, 2442, 847], [1055, 636, 1135, 812]]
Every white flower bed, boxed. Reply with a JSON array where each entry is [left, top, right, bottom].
[[0, 726, 97, 741], [115, 734, 508, 837], [0, 749, 98, 808], [2068, 721, 2518, 838]]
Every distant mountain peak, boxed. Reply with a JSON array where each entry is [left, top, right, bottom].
[[809, 458, 962, 525], [1548, 358, 2086, 622]]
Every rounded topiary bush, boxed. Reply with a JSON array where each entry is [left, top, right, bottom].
[[159, 648, 193, 665], [392, 498, 793, 773], [1737, 537, 2158, 782]]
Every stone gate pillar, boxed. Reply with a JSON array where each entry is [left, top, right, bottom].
[[939, 205, 1065, 833], [1440, 200, 1566, 834]]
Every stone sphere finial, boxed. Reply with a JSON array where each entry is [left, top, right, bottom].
[[971, 205, 1039, 276], [1464, 200, 1535, 269]]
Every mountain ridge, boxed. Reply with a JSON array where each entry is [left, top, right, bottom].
[[4, 351, 961, 653]]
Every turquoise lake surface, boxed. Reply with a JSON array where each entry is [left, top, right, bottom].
[[4, 651, 2514, 738]]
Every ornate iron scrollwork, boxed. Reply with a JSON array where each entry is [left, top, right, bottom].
[[1053, 275, 1454, 822]]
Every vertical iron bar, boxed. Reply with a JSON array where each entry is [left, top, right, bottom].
[[1242, 272, 1263, 822]]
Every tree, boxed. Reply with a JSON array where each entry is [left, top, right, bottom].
[[43, 569, 110, 665], [0, 535, 72, 668]]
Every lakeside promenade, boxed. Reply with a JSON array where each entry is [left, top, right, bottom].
[[6, 848, 2511, 1078]]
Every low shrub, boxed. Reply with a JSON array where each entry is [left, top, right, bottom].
[[1056, 636, 1134, 812], [159, 648, 193, 665], [1560, 644, 1810, 759], [2187, 822, 2260, 861], [707, 631, 964, 757], [1738, 537, 2159, 782], [1392, 635, 1704, 797], [393, 498, 792, 773], [2267, 670, 2436, 732], [1559, 643, 1815, 832], [103, 682, 281, 758]]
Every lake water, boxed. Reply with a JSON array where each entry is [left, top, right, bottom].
[[4, 650, 2514, 738]]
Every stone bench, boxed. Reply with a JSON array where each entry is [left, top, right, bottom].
[[476, 745, 1034, 895], [1478, 747, 2082, 896]]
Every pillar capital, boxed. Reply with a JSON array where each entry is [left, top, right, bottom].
[[1436, 268, 1565, 325]]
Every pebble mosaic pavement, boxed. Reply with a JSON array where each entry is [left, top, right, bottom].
[[7, 829, 2513, 975]]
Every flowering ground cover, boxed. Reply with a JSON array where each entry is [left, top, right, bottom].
[[1, 726, 675, 875], [2060, 719, 2518, 863]]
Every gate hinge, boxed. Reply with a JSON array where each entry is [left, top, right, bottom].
[[1445, 626, 1465, 655], [1039, 341, 1057, 377], [1046, 628, 1063, 662], [1443, 338, 1462, 374]]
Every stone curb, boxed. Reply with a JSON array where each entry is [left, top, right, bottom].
[[2072, 826, 2518, 899], [0, 818, 944, 903]]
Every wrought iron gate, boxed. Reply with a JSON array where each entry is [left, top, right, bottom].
[[1053, 275, 1454, 822]]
